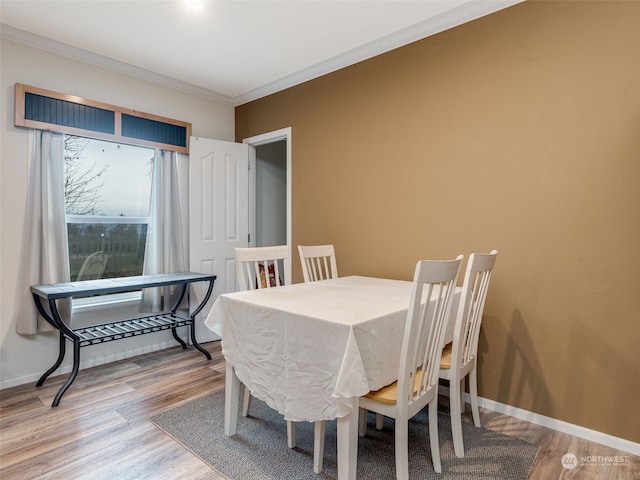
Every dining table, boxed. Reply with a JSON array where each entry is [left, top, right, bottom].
[[205, 275, 461, 480]]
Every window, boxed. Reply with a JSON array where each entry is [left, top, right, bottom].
[[16, 83, 191, 153], [64, 135, 153, 282]]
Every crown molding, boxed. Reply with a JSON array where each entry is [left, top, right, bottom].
[[1, 1, 522, 108], [230, 0, 523, 105], [0, 23, 237, 105]]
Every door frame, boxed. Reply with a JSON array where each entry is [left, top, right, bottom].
[[242, 127, 292, 271]]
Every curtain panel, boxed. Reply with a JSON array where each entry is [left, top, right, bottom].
[[140, 149, 186, 312], [15, 130, 71, 334]]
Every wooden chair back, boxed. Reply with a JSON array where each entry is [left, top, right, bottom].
[[297, 244, 338, 282]]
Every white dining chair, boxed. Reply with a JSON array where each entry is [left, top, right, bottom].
[[233, 245, 325, 473], [298, 244, 338, 282], [234, 245, 289, 418], [294, 244, 338, 472], [439, 249, 498, 458], [358, 255, 463, 477], [234, 245, 290, 291]]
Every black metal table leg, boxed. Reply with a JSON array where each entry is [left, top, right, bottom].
[[169, 283, 189, 349], [45, 297, 81, 407], [190, 321, 212, 360], [32, 295, 71, 389], [52, 338, 80, 407], [36, 329, 66, 387], [189, 278, 216, 360], [171, 327, 188, 349]]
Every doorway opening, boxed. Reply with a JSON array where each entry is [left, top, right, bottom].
[[254, 140, 286, 247], [243, 127, 292, 267]]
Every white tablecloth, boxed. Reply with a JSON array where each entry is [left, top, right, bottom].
[[206, 276, 460, 423]]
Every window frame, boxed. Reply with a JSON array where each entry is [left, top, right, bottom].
[[15, 83, 191, 153], [64, 141, 154, 311]]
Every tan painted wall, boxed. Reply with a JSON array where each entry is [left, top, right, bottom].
[[236, 1, 640, 443]]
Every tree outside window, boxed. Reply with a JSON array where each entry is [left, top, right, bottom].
[[64, 135, 153, 281]]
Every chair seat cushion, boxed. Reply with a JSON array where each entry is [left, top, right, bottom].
[[440, 342, 453, 369], [364, 368, 425, 405], [440, 342, 473, 370], [364, 380, 398, 405]]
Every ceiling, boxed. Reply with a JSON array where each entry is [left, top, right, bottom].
[[0, 0, 521, 106]]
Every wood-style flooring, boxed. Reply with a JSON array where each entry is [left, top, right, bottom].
[[1, 342, 638, 479]]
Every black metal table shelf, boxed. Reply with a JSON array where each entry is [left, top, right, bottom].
[[74, 313, 193, 346], [31, 272, 216, 406]]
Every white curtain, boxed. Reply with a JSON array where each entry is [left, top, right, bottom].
[[15, 130, 71, 334], [140, 149, 186, 312]]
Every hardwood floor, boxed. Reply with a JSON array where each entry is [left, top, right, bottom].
[[1, 341, 638, 479]]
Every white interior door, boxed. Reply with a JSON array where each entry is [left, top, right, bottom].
[[189, 136, 250, 342]]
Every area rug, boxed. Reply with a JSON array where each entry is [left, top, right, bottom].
[[150, 390, 538, 479]]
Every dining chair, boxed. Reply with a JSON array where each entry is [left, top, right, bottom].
[[233, 245, 325, 473], [293, 244, 337, 472], [439, 249, 498, 458], [297, 244, 338, 282], [234, 245, 290, 291], [234, 245, 289, 417], [358, 255, 463, 477]]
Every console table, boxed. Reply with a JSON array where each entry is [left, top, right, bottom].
[[31, 272, 216, 406]]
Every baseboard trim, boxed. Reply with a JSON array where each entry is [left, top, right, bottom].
[[477, 396, 640, 457]]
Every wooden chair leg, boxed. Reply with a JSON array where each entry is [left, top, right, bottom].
[[394, 418, 410, 480], [241, 384, 251, 417], [428, 400, 442, 473], [376, 413, 384, 430], [313, 420, 326, 474], [449, 375, 465, 458], [469, 366, 481, 427], [358, 408, 367, 437], [287, 421, 297, 448]]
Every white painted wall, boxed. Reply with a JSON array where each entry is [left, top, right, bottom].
[[0, 38, 235, 389]]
